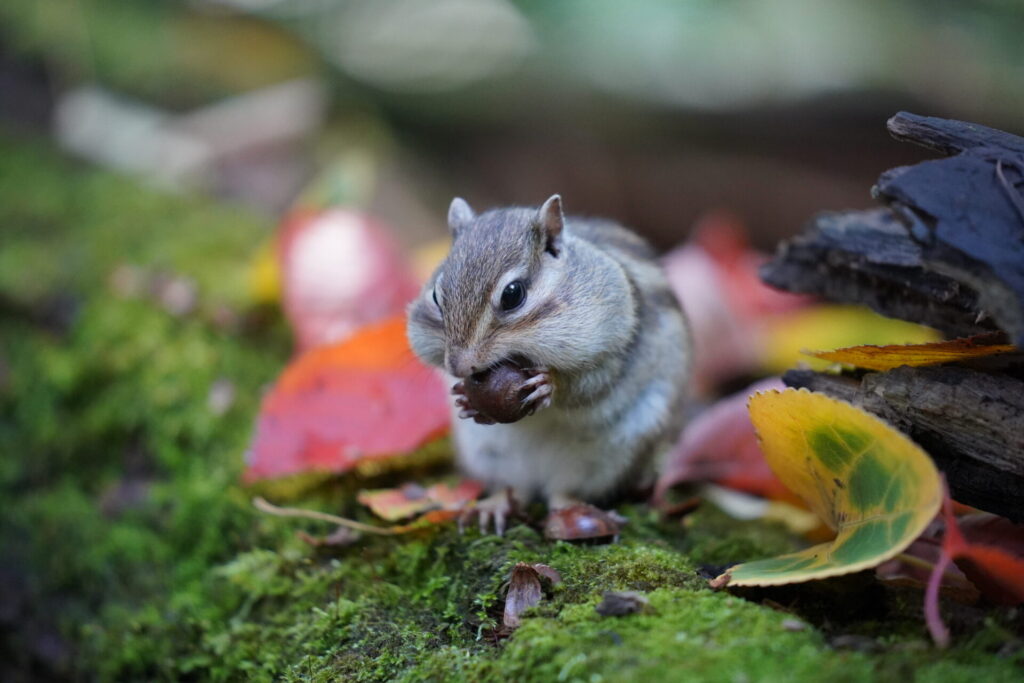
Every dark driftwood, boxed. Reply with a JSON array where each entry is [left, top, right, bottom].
[[760, 209, 995, 338], [784, 367, 1024, 522], [762, 111, 1024, 345]]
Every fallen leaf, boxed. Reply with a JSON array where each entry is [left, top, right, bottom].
[[244, 315, 450, 482], [662, 212, 811, 392], [503, 563, 562, 629], [278, 208, 420, 352], [711, 389, 941, 588], [654, 378, 793, 504], [759, 306, 939, 374], [357, 479, 484, 521], [808, 332, 1017, 371], [926, 482, 1024, 647]]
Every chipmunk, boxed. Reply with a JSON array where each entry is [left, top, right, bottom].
[[407, 195, 691, 534]]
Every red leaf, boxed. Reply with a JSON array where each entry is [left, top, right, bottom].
[[653, 378, 794, 503], [925, 480, 1024, 647], [662, 213, 811, 393], [244, 316, 449, 482], [278, 209, 420, 352]]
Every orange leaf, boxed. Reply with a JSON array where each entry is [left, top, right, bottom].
[[808, 332, 1016, 371], [244, 315, 449, 482], [358, 479, 484, 521]]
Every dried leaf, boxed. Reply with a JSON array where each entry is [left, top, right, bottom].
[[503, 563, 544, 629], [712, 389, 941, 588], [244, 316, 449, 482], [808, 332, 1017, 371], [357, 480, 484, 521]]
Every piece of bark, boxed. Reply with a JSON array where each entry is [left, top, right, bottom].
[[763, 112, 1024, 344], [886, 111, 1024, 157], [784, 367, 1024, 521], [760, 209, 994, 338]]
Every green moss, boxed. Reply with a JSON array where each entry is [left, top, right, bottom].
[[2, 132, 1021, 681]]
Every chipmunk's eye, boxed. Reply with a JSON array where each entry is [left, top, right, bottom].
[[500, 281, 526, 311]]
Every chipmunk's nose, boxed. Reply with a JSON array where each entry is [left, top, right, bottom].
[[446, 348, 482, 378]]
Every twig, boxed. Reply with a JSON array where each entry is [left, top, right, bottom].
[[252, 496, 401, 535]]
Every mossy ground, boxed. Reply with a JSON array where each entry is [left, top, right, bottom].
[[1, 132, 1021, 682]]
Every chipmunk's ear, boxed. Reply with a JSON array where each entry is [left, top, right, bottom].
[[448, 197, 475, 237], [537, 194, 564, 257]]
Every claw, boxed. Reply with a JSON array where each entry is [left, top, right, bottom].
[[458, 489, 518, 536], [518, 368, 553, 415]]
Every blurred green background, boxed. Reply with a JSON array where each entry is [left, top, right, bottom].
[[4, 0, 1024, 248]]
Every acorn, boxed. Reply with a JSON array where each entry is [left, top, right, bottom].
[[463, 362, 534, 424]]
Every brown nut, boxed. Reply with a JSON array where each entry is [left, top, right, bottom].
[[542, 504, 626, 541], [463, 363, 533, 424]]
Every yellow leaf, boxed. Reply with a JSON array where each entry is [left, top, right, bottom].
[[713, 389, 941, 587], [759, 306, 938, 373], [807, 333, 1017, 371]]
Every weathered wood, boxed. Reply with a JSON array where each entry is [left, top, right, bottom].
[[764, 111, 1024, 345], [760, 209, 995, 338], [784, 366, 1024, 522], [887, 111, 1024, 157]]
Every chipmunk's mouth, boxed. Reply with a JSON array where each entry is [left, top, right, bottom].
[[470, 354, 533, 384]]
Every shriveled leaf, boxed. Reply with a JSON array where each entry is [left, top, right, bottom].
[[809, 332, 1017, 371], [713, 389, 941, 587], [654, 378, 793, 504], [358, 479, 484, 521], [503, 563, 544, 629], [244, 315, 449, 482]]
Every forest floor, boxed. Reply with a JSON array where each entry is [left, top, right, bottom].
[[1, 133, 1021, 682]]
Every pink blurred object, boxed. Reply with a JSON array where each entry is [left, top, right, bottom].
[[278, 208, 421, 352], [654, 377, 792, 504], [663, 212, 811, 393]]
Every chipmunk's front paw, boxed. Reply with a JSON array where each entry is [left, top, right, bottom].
[[452, 381, 497, 425], [519, 367, 553, 415], [458, 488, 519, 536]]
